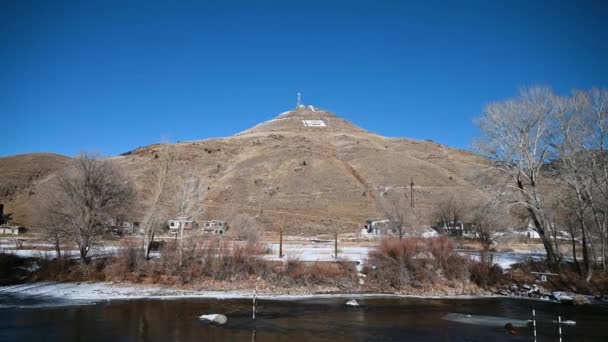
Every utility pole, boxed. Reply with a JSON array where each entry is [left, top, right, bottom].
[[334, 231, 338, 259], [279, 226, 283, 258], [410, 177, 415, 208]]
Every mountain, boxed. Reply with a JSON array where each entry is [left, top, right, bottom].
[[0, 153, 71, 226], [0, 106, 491, 234]]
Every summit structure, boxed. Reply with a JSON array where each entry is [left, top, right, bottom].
[[238, 106, 367, 135]]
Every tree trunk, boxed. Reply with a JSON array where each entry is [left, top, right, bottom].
[[179, 226, 184, 267], [582, 227, 593, 282], [603, 232, 607, 271], [53, 234, 61, 258], [528, 210, 558, 265], [517, 178, 558, 264], [79, 245, 89, 264], [570, 229, 580, 275], [144, 231, 155, 260]]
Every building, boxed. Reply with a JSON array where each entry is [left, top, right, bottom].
[[167, 217, 197, 231], [110, 221, 140, 235], [0, 226, 27, 235], [515, 226, 541, 239], [434, 221, 475, 237], [361, 219, 391, 238], [201, 220, 226, 235]]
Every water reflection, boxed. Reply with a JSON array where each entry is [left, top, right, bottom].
[[0, 296, 607, 341]]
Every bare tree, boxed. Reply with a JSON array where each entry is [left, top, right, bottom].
[[475, 86, 561, 264], [141, 141, 174, 260], [433, 192, 466, 235], [469, 199, 507, 250], [553, 88, 608, 275], [44, 152, 134, 262], [229, 213, 259, 243], [173, 173, 206, 266], [377, 186, 416, 239]]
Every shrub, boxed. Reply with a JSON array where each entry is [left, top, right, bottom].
[[366, 237, 470, 290], [468, 251, 502, 287]]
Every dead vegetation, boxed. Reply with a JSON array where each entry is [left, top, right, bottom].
[[507, 259, 608, 296], [26, 239, 356, 291], [364, 236, 502, 292]]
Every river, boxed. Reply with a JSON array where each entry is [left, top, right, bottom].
[[1, 295, 607, 341]]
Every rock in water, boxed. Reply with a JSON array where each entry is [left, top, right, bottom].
[[346, 300, 359, 307], [199, 314, 228, 325], [572, 295, 590, 306]]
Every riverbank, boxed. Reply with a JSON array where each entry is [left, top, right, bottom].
[[0, 280, 547, 302], [2, 236, 607, 303]]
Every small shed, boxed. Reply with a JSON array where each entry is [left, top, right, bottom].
[[361, 219, 391, 238], [0, 226, 27, 235], [201, 220, 226, 235], [168, 217, 197, 231]]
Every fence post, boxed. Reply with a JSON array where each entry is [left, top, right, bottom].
[[334, 232, 338, 259], [558, 315, 562, 342], [279, 227, 283, 258], [252, 287, 257, 320], [532, 309, 537, 342]]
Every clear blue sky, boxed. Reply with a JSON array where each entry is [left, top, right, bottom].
[[2, 0, 607, 157]]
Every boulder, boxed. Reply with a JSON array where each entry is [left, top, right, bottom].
[[572, 295, 590, 306], [199, 314, 228, 325], [346, 300, 360, 307], [359, 278, 365, 285]]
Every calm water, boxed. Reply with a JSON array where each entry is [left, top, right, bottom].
[[1, 295, 607, 341]]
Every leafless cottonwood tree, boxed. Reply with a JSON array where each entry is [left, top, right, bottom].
[[377, 186, 416, 239], [174, 172, 206, 266], [553, 88, 608, 275], [469, 199, 507, 250], [475, 86, 561, 264], [44, 153, 134, 262], [433, 193, 466, 233], [141, 141, 174, 260], [230, 213, 259, 243]]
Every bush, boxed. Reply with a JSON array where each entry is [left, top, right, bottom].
[[469, 251, 502, 287], [366, 237, 470, 290], [105, 241, 146, 282], [228, 214, 261, 244]]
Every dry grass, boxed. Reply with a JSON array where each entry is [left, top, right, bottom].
[[3, 107, 497, 234], [508, 259, 608, 296], [31, 238, 356, 289], [365, 236, 500, 290]]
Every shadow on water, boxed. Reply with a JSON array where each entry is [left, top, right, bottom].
[[1, 295, 607, 341]]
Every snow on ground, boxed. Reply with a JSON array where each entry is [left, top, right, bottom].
[[264, 243, 369, 263], [2, 238, 547, 270], [0, 281, 505, 304], [0, 282, 254, 302], [0, 244, 124, 259], [458, 249, 548, 269]]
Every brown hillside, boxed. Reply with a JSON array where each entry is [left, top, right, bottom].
[[1, 107, 492, 234], [0, 153, 71, 226]]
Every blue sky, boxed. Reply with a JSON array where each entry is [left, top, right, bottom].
[[1, 0, 607, 157]]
